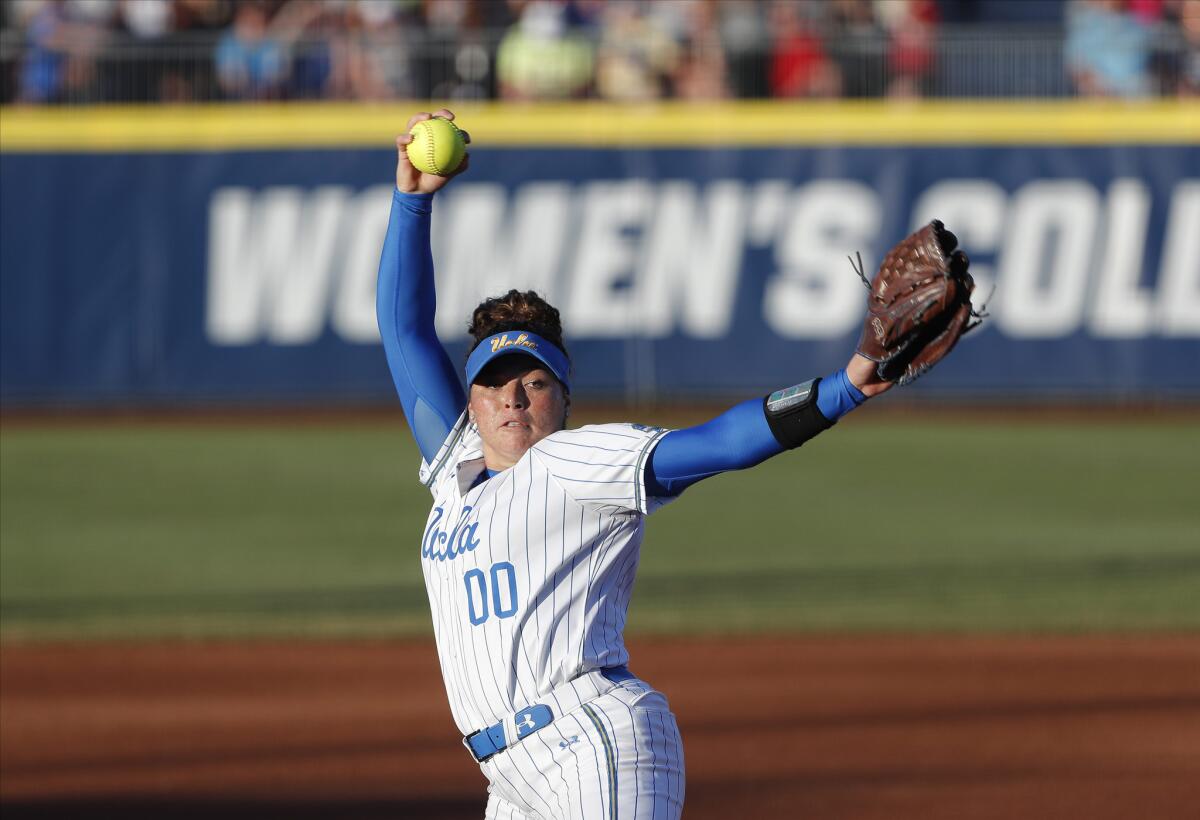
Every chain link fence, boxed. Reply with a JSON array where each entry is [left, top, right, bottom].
[[1, 21, 1194, 105]]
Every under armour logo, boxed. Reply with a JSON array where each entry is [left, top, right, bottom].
[[513, 703, 553, 739], [559, 735, 580, 749]]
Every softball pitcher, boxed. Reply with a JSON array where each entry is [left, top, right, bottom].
[[377, 110, 976, 819]]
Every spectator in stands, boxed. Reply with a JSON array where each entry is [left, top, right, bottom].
[[113, 0, 172, 102], [1128, 0, 1167, 23], [214, 0, 286, 99], [161, 0, 232, 101], [768, 0, 841, 97], [1180, 0, 1200, 94], [5, 0, 1193, 104], [496, 0, 595, 100], [1152, 0, 1199, 95], [173, 0, 232, 37], [716, 0, 768, 98], [278, 0, 334, 100], [672, 0, 730, 99], [118, 0, 171, 40], [1066, 0, 1154, 96], [322, 0, 404, 100], [594, 1, 680, 100], [828, 0, 886, 97], [17, 0, 70, 102], [1147, 0, 1200, 95], [878, 0, 938, 98], [0, 4, 16, 102], [17, 0, 111, 103], [417, 0, 498, 100]]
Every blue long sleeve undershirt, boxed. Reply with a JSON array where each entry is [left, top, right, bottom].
[[376, 189, 866, 494], [644, 369, 866, 497], [376, 190, 465, 463]]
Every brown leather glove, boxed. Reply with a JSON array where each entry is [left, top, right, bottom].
[[854, 220, 983, 386]]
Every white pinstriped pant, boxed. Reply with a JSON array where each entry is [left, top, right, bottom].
[[480, 677, 685, 820]]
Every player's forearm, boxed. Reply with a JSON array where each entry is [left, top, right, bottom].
[[376, 189, 466, 460], [377, 190, 437, 337], [645, 369, 867, 496]]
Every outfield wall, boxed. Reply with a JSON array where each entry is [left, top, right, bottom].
[[2, 102, 1197, 405]]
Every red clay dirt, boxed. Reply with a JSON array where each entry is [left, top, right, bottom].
[[2, 635, 1198, 819]]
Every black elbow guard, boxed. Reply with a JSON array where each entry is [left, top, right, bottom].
[[763, 378, 835, 450]]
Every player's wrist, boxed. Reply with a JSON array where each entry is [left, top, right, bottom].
[[815, 369, 867, 422], [395, 187, 435, 200], [393, 188, 435, 217], [845, 354, 891, 398]]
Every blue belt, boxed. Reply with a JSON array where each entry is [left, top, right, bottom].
[[463, 666, 635, 762]]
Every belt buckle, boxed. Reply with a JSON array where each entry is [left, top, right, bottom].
[[462, 729, 496, 763], [464, 705, 553, 763], [464, 721, 507, 763]]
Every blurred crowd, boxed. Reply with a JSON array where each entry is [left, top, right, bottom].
[[1, 0, 1197, 104], [1066, 0, 1198, 95]]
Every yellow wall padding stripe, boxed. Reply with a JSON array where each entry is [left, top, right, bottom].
[[1, 101, 1197, 152]]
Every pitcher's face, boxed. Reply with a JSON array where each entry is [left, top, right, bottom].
[[469, 357, 569, 471]]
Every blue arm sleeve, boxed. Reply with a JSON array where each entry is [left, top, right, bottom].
[[645, 369, 867, 497], [376, 189, 466, 463], [644, 398, 782, 497]]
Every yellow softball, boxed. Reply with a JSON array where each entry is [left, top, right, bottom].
[[406, 116, 466, 176]]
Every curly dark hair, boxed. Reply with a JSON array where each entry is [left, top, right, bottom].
[[467, 290, 570, 360]]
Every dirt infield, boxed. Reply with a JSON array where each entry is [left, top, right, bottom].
[[2, 636, 1198, 819]]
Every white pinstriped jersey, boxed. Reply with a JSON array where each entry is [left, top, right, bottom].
[[418, 411, 676, 737]]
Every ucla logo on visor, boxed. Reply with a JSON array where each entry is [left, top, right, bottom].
[[489, 333, 538, 354], [465, 331, 571, 391]]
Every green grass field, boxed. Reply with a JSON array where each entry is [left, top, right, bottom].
[[2, 415, 1197, 639]]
